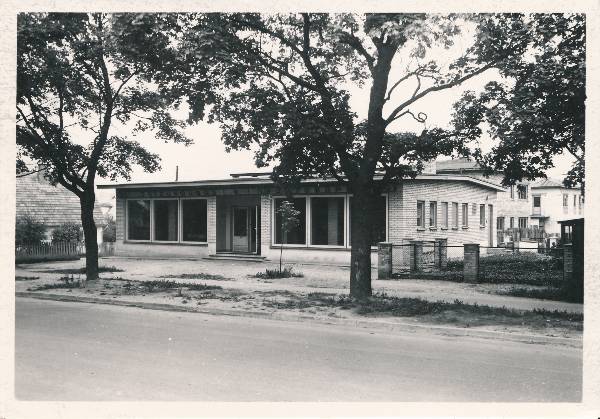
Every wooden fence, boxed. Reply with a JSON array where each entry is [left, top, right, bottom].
[[16, 241, 114, 263]]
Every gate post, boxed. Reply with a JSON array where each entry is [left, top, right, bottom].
[[410, 240, 423, 272], [378, 242, 393, 280], [434, 238, 448, 269], [463, 243, 480, 283]]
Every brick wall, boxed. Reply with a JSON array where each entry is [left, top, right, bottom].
[[260, 194, 271, 255], [115, 198, 125, 241], [389, 179, 496, 247], [207, 196, 216, 254]]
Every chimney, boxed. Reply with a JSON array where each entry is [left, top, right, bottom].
[[422, 160, 437, 174]]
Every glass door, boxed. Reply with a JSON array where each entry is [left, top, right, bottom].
[[232, 207, 249, 253]]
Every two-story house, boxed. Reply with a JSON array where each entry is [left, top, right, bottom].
[[530, 178, 584, 238]]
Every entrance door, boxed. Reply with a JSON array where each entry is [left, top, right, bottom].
[[233, 207, 249, 253]]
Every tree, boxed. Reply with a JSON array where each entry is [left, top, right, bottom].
[[276, 201, 301, 274], [16, 13, 209, 280], [15, 215, 47, 246], [182, 13, 540, 298], [452, 14, 585, 190]]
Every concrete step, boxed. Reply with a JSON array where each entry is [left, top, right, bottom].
[[205, 253, 267, 262]]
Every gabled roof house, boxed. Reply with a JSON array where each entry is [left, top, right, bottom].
[[16, 170, 107, 242]]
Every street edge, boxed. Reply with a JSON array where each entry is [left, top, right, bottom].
[[15, 291, 583, 348]]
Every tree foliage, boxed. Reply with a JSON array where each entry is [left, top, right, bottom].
[[452, 14, 585, 189], [16, 13, 205, 279], [180, 13, 558, 297]]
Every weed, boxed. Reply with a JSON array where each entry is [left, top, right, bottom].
[[253, 266, 304, 279], [159, 273, 230, 281], [15, 275, 39, 281], [28, 275, 82, 291]]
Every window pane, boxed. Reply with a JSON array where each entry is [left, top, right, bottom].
[[441, 202, 448, 228], [127, 200, 150, 240], [154, 200, 178, 241], [349, 196, 386, 246], [182, 199, 207, 242], [452, 202, 458, 228], [417, 201, 424, 227], [275, 198, 306, 245], [429, 202, 437, 227], [480, 204, 485, 226], [311, 197, 344, 246], [462, 203, 468, 227], [533, 196, 541, 207]]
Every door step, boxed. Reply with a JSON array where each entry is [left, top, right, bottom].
[[206, 253, 267, 262]]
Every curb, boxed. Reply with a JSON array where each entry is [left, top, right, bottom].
[[16, 291, 582, 348]]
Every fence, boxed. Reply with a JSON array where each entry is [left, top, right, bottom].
[[379, 241, 566, 284], [15, 241, 114, 263]]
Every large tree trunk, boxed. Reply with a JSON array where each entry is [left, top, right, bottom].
[[80, 191, 99, 282], [349, 187, 377, 299]]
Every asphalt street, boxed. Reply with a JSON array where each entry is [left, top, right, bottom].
[[15, 297, 582, 401]]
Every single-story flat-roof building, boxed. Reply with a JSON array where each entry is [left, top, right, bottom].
[[99, 171, 505, 265]]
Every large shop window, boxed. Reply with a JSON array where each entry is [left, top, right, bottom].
[[154, 199, 179, 241], [311, 197, 345, 246], [182, 199, 208, 242], [127, 200, 151, 240], [349, 196, 386, 246], [275, 198, 306, 245]]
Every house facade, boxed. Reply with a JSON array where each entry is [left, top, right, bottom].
[[530, 179, 584, 237], [436, 158, 532, 235], [99, 172, 504, 264]]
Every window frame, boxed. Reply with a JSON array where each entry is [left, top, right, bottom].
[[125, 197, 209, 244], [517, 184, 528, 200], [429, 201, 437, 228], [452, 202, 459, 229], [461, 203, 469, 228], [272, 196, 309, 247], [563, 194, 569, 207], [417, 200, 425, 229], [441, 202, 449, 229], [309, 195, 347, 248], [479, 204, 486, 227], [518, 217, 528, 230]]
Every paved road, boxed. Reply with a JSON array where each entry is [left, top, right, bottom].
[[15, 297, 581, 402]]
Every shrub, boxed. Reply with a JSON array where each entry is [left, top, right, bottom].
[[15, 215, 47, 246], [254, 266, 304, 279], [51, 222, 82, 243]]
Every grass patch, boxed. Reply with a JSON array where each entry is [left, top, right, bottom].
[[260, 290, 582, 330], [38, 265, 124, 275], [139, 280, 223, 293], [499, 286, 583, 303], [253, 267, 304, 279], [16, 275, 40, 281], [27, 276, 82, 291], [159, 273, 230, 281]]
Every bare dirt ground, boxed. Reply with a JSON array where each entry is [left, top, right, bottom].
[[15, 256, 583, 342]]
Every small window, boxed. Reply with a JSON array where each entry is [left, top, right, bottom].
[[518, 217, 528, 229], [441, 202, 448, 229], [417, 201, 425, 228], [127, 200, 151, 241], [563, 194, 569, 207], [461, 203, 469, 227], [533, 196, 541, 208], [452, 202, 459, 228], [429, 202, 437, 227], [497, 217, 505, 231], [517, 185, 528, 200], [479, 204, 486, 226], [573, 195, 577, 207], [510, 217, 515, 229]]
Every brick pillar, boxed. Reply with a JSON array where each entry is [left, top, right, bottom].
[[410, 240, 423, 272], [207, 196, 217, 255], [563, 243, 573, 283], [434, 238, 448, 269], [463, 243, 480, 283], [260, 194, 272, 258], [378, 242, 393, 279]]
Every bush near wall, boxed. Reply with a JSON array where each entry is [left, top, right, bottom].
[[51, 222, 82, 243], [15, 215, 46, 246]]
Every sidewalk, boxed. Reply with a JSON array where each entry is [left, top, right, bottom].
[[16, 256, 583, 313]]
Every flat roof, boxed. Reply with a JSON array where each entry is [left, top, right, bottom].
[[98, 173, 506, 192]]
